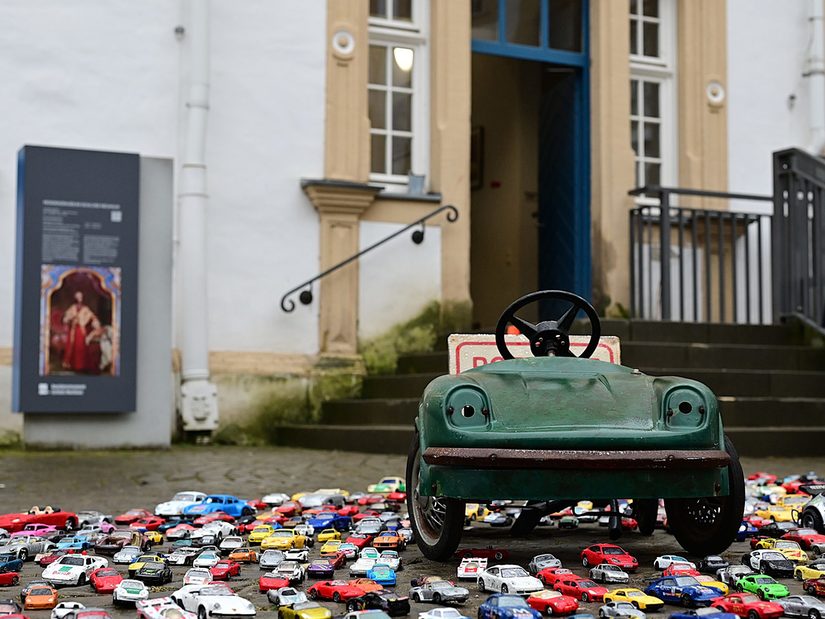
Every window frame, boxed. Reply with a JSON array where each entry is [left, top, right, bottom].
[[629, 0, 677, 203], [368, 0, 430, 190]]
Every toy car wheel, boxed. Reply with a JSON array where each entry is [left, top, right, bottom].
[[406, 433, 465, 561], [433, 593, 442, 603], [758, 590, 767, 601], [681, 594, 692, 607], [809, 610, 820, 619], [665, 435, 745, 556], [11, 576, 18, 586], [333, 593, 341, 603], [197, 607, 207, 619], [581, 593, 589, 603], [747, 612, 758, 619], [478, 579, 485, 593], [582, 557, 590, 567], [501, 585, 509, 594], [802, 508, 825, 533]]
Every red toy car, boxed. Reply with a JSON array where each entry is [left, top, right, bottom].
[[337, 506, 360, 517], [0, 572, 20, 587], [129, 517, 165, 532], [527, 590, 580, 615], [38, 549, 84, 567], [89, 567, 123, 593], [580, 544, 638, 572], [193, 512, 235, 526], [386, 491, 406, 503], [748, 473, 778, 485], [712, 593, 783, 619], [553, 576, 608, 603], [210, 560, 241, 581], [804, 578, 825, 596], [258, 573, 290, 592], [781, 528, 825, 550], [537, 568, 576, 586], [353, 511, 381, 523], [275, 502, 301, 517], [663, 563, 700, 577], [454, 547, 511, 561], [0, 508, 78, 533], [307, 580, 365, 602], [114, 509, 152, 525], [345, 534, 372, 549]]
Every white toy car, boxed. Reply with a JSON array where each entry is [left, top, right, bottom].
[[350, 557, 377, 576], [716, 565, 754, 585], [259, 549, 285, 570], [51, 602, 85, 619], [589, 564, 630, 584], [167, 547, 202, 566], [0, 535, 54, 561], [113, 546, 143, 565], [113, 579, 149, 606], [379, 550, 402, 571], [418, 608, 468, 619], [477, 565, 543, 595], [192, 550, 221, 568], [136, 596, 197, 619], [274, 560, 306, 584], [653, 555, 696, 570], [261, 493, 291, 507], [266, 586, 308, 607], [294, 524, 315, 538], [599, 601, 645, 619], [219, 536, 244, 554], [284, 548, 309, 562], [203, 521, 237, 539], [409, 580, 470, 604], [802, 495, 825, 532], [528, 554, 562, 574], [154, 492, 206, 517], [184, 568, 213, 585], [457, 557, 487, 580], [42, 554, 108, 586], [172, 583, 256, 618]]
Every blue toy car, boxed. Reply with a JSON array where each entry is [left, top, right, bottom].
[[478, 594, 543, 619], [0, 554, 23, 573], [736, 521, 758, 542], [670, 609, 737, 619], [308, 512, 351, 532], [56, 535, 91, 550], [645, 576, 724, 607], [182, 494, 253, 518], [365, 563, 396, 586]]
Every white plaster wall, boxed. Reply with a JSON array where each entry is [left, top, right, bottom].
[[358, 221, 442, 341], [727, 0, 813, 211]]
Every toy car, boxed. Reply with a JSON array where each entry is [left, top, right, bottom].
[[209, 559, 241, 581], [803, 578, 825, 596], [597, 601, 644, 619], [134, 561, 173, 586], [645, 576, 724, 607], [307, 580, 364, 602], [227, 547, 257, 564], [154, 492, 206, 517], [736, 575, 788, 600], [136, 597, 196, 619], [183, 495, 253, 519], [0, 571, 19, 587], [478, 594, 542, 619], [581, 545, 639, 572], [603, 588, 664, 611], [478, 565, 543, 596], [776, 595, 825, 618], [0, 509, 79, 534], [457, 557, 486, 580], [418, 609, 470, 619], [52, 601, 85, 619], [274, 560, 306, 584], [665, 563, 701, 577], [171, 583, 256, 618], [670, 609, 737, 619], [23, 584, 58, 610], [537, 568, 576, 586], [795, 559, 825, 580], [280, 601, 332, 619], [711, 594, 783, 619], [89, 567, 122, 593], [113, 579, 149, 606], [741, 551, 794, 578], [406, 290, 745, 560], [183, 568, 213, 585], [693, 575, 729, 595], [699, 556, 730, 574], [528, 554, 562, 574], [589, 564, 629, 584], [43, 555, 107, 586], [365, 563, 396, 586], [267, 586, 307, 608], [409, 580, 469, 604], [259, 549, 285, 570], [368, 477, 406, 494], [655, 556, 697, 571], [717, 566, 754, 586], [454, 547, 510, 561], [554, 576, 609, 603], [751, 539, 808, 563], [346, 591, 410, 617], [527, 590, 579, 616]]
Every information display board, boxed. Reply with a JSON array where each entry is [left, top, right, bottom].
[[13, 146, 140, 412]]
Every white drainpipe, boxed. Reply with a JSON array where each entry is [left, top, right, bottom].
[[178, 0, 219, 432], [807, 0, 825, 155]]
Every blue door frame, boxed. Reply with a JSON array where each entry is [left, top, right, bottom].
[[471, 0, 591, 301]]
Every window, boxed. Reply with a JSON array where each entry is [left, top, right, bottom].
[[629, 0, 676, 192], [369, 1, 428, 187]]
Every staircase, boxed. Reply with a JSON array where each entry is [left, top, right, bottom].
[[273, 319, 825, 456]]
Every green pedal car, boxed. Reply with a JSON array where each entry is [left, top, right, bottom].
[[406, 290, 745, 561]]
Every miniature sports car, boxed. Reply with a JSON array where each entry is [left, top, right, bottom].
[[11, 524, 58, 539], [670, 608, 736, 619], [645, 576, 723, 606], [307, 580, 364, 602], [184, 495, 253, 518], [42, 555, 108, 586], [346, 591, 410, 617], [192, 551, 221, 568], [259, 571, 290, 592], [455, 547, 511, 561], [167, 547, 201, 566], [589, 564, 629, 584], [373, 532, 405, 551], [365, 563, 396, 586], [0, 571, 19, 587], [367, 477, 406, 494], [527, 590, 579, 616], [458, 557, 487, 580], [0, 536, 54, 560], [307, 560, 335, 580], [741, 551, 794, 578], [693, 575, 729, 595], [717, 566, 754, 586], [597, 601, 644, 619], [317, 529, 341, 544], [209, 559, 241, 580], [655, 556, 697, 570], [0, 509, 79, 533], [113, 579, 149, 606], [537, 568, 576, 586], [478, 594, 542, 619], [776, 595, 825, 618], [279, 601, 332, 619], [228, 548, 257, 564], [89, 567, 122, 593], [711, 593, 783, 619], [267, 586, 307, 608], [52, 601, 86, 619], [752, 539, 808, 563], [699, 556, 730, 574], [581, 545, 639, 572], [320, 540, 342, 557], [418, 608, 471, 619], [782, 528, 825, 549], [23, 584, 58, 610], [171, 583, 256, 618], [603, 588, 664, 611], [154, 491, 206, 517], [803, 578, 825, 596], [114, 509, 152, 526], [262, 530, 309, 551], [554, 577, 609, 603], [736, 575, 788, 600], [664, 563, 701, 577], [274, 560, 306, 584], [378, 550, 401, 571], [259, 549, 285, 570], [183, 568, 213, 585], [136, 597, 196, 619], [478, 565, 543, 596], [795, 558, 825, 580], [407, 291, 745, 560], [528, 554, 562, 574], [134, 561, 173, 586]]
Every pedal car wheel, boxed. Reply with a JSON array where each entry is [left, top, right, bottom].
[[665, 435, 745, 556], [406, 432, 465, 561]]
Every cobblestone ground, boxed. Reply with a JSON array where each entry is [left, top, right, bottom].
[[0, 446, 820, 619]]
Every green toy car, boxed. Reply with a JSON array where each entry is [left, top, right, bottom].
[[735, 574, 789, 600], [406, 290, 745, 560]]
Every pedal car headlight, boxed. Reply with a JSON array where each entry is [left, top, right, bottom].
[[445, 387, 490, 429], [664, 387, 707, 428]]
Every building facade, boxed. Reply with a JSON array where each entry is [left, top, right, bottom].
[[0, 0, 821, 443]]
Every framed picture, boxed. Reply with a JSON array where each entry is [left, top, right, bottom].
[[471, 126, 484, 190]]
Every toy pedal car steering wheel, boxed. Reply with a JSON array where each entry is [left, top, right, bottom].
[[494, 290, 601, 360]]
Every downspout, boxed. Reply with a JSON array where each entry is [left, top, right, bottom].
[[806, 0, 825, 155], [178, 0, 219, 433]]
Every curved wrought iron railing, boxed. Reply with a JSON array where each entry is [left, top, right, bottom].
[[280, 204, 459, 312]]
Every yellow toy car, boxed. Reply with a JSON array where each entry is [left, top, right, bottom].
[[603, 588, 664, 611], [794, 560, 825, 581], [465, 503, 491, 521], [145, 531, 163, 544], [320, 540, 342, 557], [128, 554, 166, 575], [755, 494, 810, 523], [261, 529, 308, 551], [693, 574, 728, 595], [755, 539, 809, 564], [278, 602, 332, 619], [249, 525, 277, 544], [317, 529, 341, 543]]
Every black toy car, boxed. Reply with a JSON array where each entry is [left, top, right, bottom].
[[346, 591, 410, 617]]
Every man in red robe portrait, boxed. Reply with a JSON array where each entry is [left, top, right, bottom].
[[61, 291, 102, 373]]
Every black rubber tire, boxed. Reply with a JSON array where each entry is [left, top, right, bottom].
[[748, 612, 758, 619], [582, 557, 590, 568], [803, 508, 825, 533], [11, 576, 18, 586], [77, 574, 86, 586], [634, 499, 659, 536], [198, 607, 207, 619], [18, 550, 27, 561], [758, 590, 767, 601], [501, 585, 509, 594], [333, 593, 341, 603], [433, 593, 442, 603], [681, 594, 692, 608], [665, 435, 745, 556], [809, 611, 820, 619], [406, 432, 465, 561], [582, 593, 590, 603]]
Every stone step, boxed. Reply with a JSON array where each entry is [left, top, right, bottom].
[[396, 343, 825, 374], [574, 320, 800, 345], [273, 423, 825, 457], [320, 398, 419, 425], [642, 367, 825, 398], [361, 373, 442, 399]]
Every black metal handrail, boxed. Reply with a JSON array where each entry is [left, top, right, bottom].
[[280, 204, 459, 312], [629, 185, 772, 324]]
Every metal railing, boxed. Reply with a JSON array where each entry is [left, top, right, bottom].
[[629, 186, 773, 323], [773, 148, 825, 330], [280, 204, 459, 312]]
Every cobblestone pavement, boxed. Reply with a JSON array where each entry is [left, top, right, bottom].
[[0, 447, 821, 619]]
